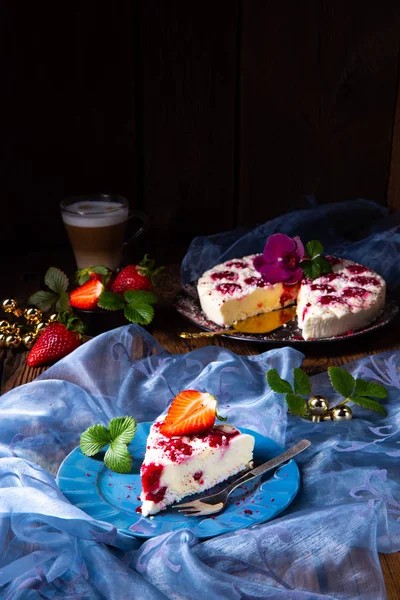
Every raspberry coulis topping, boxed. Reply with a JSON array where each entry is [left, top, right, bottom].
[[244, 276, 267, 287], [350, 276, 380, 287], [279, 284, 297, 307], [310, 284, 335, 293], [302, 302, 311, 321], [193, 470, 203, 482], [346, 265, 368, 275], [158, 438, 193, 462], [216, 283, 242, 295], [325, 256, 342, 265], [211, 270, 238, 282], [197, 427, 240, 448], [141, 463, 164, 494], [225, 261, 247, 269], [341, 287, 368, 299], [321, 272, 341, 282], [319, 295, 346, 305]]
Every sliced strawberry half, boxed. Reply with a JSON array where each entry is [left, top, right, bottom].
[[70, 279, 104, 310], [159, 390, 218, 437]]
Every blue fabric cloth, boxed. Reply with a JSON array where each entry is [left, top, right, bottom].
[[181, 199, 400, 289], [0, 325, 399, 599]]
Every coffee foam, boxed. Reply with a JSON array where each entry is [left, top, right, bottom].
[[61, 201, 129, 228]]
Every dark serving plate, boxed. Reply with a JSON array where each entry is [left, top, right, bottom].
[[174, 282, 399, 344]]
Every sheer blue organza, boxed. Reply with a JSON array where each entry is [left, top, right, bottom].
[[181, 199, 400, 289], [0, 326, 399, 599]]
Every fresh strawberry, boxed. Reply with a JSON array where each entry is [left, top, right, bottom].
[[159, 390, 220, 437], [110, 255, 163, 294], [27, 314, 84, 367], [69, 279, 104, 310]]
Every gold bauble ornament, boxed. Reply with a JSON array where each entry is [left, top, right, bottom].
[[47, 313, 58, 324], [24, 307, 42, 323], [307, 395, 329, 422], [2, 298, 22, 316], [23, 333, 37, 349], [0, 319, 10, 329], [35, 321, 48, 334], [10, 323, 21, 335], [0, 332, 7, 347], [5, 334, 21, 350], [331, 405, 353, 421], [322, 412, 332, 421]]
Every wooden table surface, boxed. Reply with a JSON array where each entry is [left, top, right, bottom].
[[1, 267, 399, 598]]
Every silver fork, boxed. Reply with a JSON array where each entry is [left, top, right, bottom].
[[170, 439, 311, 517]]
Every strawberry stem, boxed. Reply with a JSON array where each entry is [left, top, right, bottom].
[[216, 410, 227, 422]]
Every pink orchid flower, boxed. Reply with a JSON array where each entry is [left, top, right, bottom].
[[253, 233, 305, 285]]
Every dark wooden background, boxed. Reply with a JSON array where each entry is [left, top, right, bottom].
[[1, 1, 400, 272]]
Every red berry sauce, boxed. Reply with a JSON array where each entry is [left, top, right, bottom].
[[244, 276, 267, 287], [225, 261, 247, 269], [244, 509, 253, 515], [350, 276, 380, 287], [216, 283, 242, 295], [325, 256, 342, 265], [310, 284, 335, 293], [319, 295, 346, 305], [141, 463, 164, 494], [321, 272, 341, 282], [211, 271, 238, 282], [145, 486, 167, 503], [302, 302, 311, 321], [158, 438, 193, 462], [341, 287, 368, 299], [198, 427, 240, 448], [279, 284, 298, 307], [346, 265, 368, 275], [193, 470, 204, 483]]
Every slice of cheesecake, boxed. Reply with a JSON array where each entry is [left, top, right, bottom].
[[140, 391, 254, 517], [197, 255, 298, 326], [297, 257, 386, 340]]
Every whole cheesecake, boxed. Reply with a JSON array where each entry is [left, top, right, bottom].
[[197, 254, 386, 339], [140, 420, 254, 517]]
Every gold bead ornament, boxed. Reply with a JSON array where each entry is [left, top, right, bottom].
[[331, 405, 353, 421], [2, 298, 23, 317], [5, 334, 21, 350], [24, 307, 42, 324], [23, 333, 37, 350], [35, 321, 48, 334], [307, 395, 329, 422], [47, 313, 58, 324]]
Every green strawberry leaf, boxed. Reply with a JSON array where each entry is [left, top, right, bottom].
[[27, 290, 58, 312], [305, 240, 324, 260], [56, 291, 71, 312], [286, 393, 307, 416], [293, 368, 312, 396], [328, 366, 355, 398], [45, 267, 69, 294], [124, 303, 154, 325], [354, 378, 387, 399], [97, 291, 125, 311], [349, 395, 387, 416], [300, 259, 321, 280], [90, 266, 110, 275], [104, 440, 132, 473], [124, 290, 158, 305], [266, 369, 293, 394], [108, 416, 137, 444], [313, 255, 332, 276], [77, 273, 91, 285], [80, 424, 110, 456]]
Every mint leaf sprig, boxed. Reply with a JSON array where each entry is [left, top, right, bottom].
[[267, 368, 311, 416], [80, 416, 137, 473], [328, 366, 388, 416], [300, 240, 332, 281], [98, 290, 158, 326]]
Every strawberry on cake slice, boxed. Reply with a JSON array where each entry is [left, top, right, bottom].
[[140, 390, 255, 517]]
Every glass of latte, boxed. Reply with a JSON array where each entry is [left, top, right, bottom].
[[60, 194, 144, 270]]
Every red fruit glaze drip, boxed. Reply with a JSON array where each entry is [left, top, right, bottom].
[[279, 284, 297, 307], [193, 471, 203, 481], [141, 463, 164, 493], [199, 427, 240, 448], [158, 438, 193, 462], [341, 287, 368, 299], [225, 261, 247, 269], [319, 295, 346, 305], [310, 284, 335, 293], [211, 271, 238, 282], [351, 276, 380, 287], [244, 276, 267, 287], [325, 256, 342, 265], [302, 302, 311, 321], [146, 486, 167, 503], [322, 272, 341, 282], [346, 265, 368, 274], [136, 506, 142, 513], [216, 283, 242, 295]]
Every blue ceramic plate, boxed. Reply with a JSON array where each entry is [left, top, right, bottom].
[[57, 422, 300, 539]]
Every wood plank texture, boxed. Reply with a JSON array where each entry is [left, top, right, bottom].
[[139, 0, 239, 248], [239, 0, 400, 226]]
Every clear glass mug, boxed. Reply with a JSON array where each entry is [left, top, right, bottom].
[[60, 194, 148, 271]]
